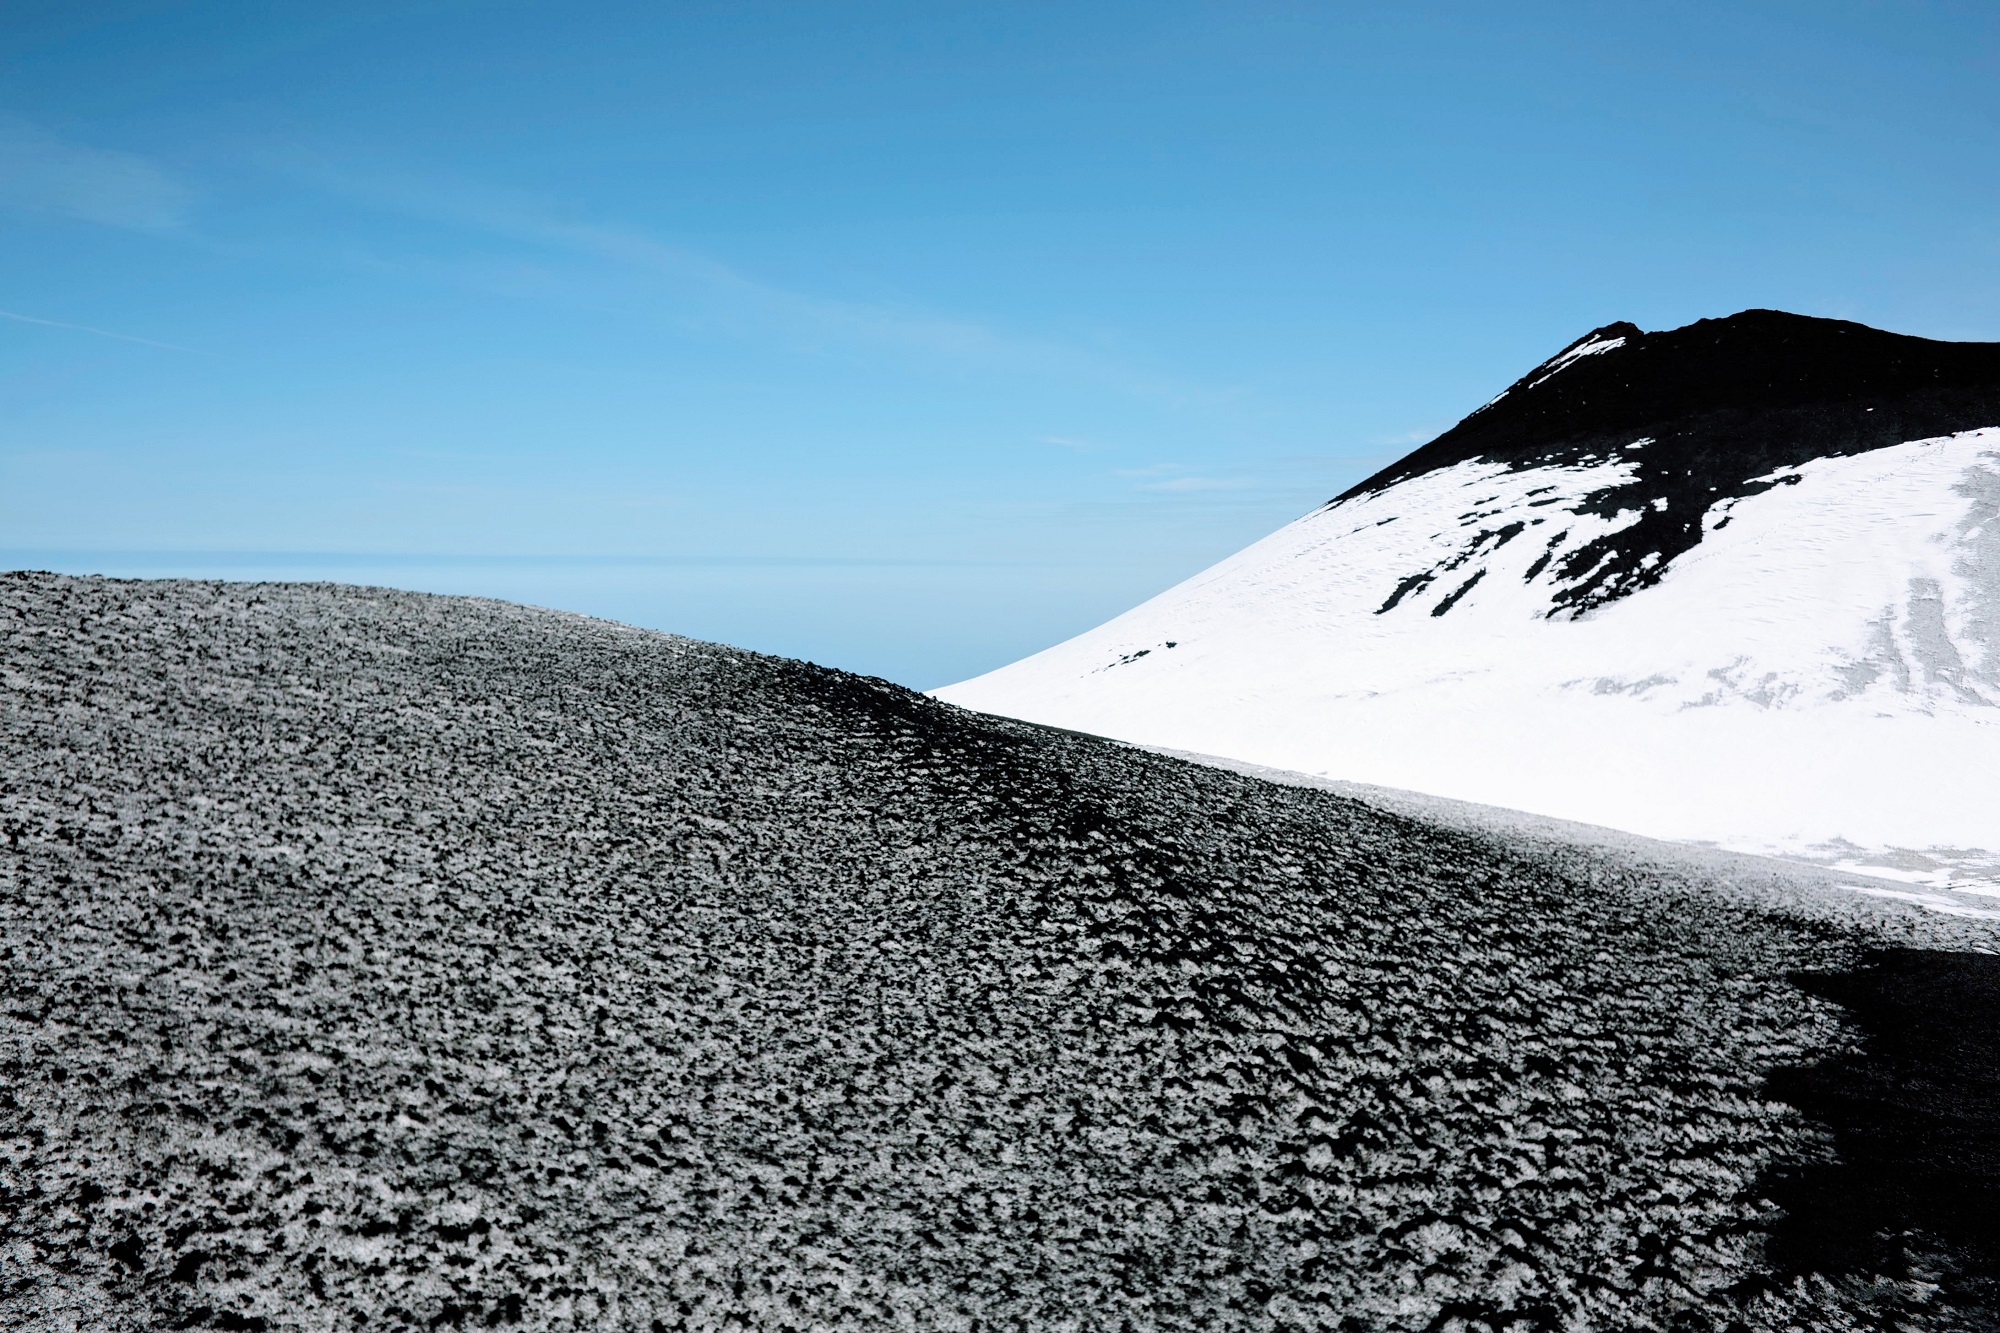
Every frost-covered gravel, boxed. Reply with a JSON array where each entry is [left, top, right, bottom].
[[2, 574, 1996, 1331]]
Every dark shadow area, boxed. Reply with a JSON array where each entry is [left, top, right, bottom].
[[1763, 948, 2000, 1305]]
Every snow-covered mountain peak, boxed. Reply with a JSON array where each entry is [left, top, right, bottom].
[[1343, 309, 2000, 615], [938, 311, 2000, 888]]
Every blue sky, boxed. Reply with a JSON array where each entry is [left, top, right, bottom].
[[4, 1, 1998, 687]]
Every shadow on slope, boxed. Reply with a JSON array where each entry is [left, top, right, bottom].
[[1764, 950, 2000, 1314]]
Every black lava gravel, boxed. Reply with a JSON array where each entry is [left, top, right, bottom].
[[2, 573, 1995, 1332]]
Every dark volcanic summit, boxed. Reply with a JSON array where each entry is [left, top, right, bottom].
[[5, 574, 2000, 1331], [1335, 310, 2000, 614]]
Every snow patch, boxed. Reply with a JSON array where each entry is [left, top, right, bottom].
[[1524, 333, 1628, 390]]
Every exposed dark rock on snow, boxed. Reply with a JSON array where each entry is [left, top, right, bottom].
[[1336, 311, 2000, 613], [3, 573, 1997, 1331]]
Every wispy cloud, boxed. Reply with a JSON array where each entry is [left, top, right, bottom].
[[0, 308, 217, 356], [0, 119, 192, 229], [1114, 462, 1250, 492], [1041, 435, 1108, 450], [267, 157, 1205, 399], [1141, 475, 1249, 492]]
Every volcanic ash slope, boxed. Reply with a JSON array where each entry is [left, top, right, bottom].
[[936, 311, 2000, 887], [3, 573, 1999, 1331]]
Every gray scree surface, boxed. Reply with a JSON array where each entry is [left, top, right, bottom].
[[0, 574, 1991, 1331]]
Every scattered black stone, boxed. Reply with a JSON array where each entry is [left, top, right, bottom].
[[1336, 310, 2000, 615], [1, 573, 1995, 1330]]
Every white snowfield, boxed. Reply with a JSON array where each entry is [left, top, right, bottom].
[[938, 428, 2000, 892]]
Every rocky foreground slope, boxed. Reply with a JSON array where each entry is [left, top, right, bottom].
[[4, 573, 1999, 1331]]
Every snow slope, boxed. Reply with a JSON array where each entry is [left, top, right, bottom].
[[938, 316, 2000, 886]]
